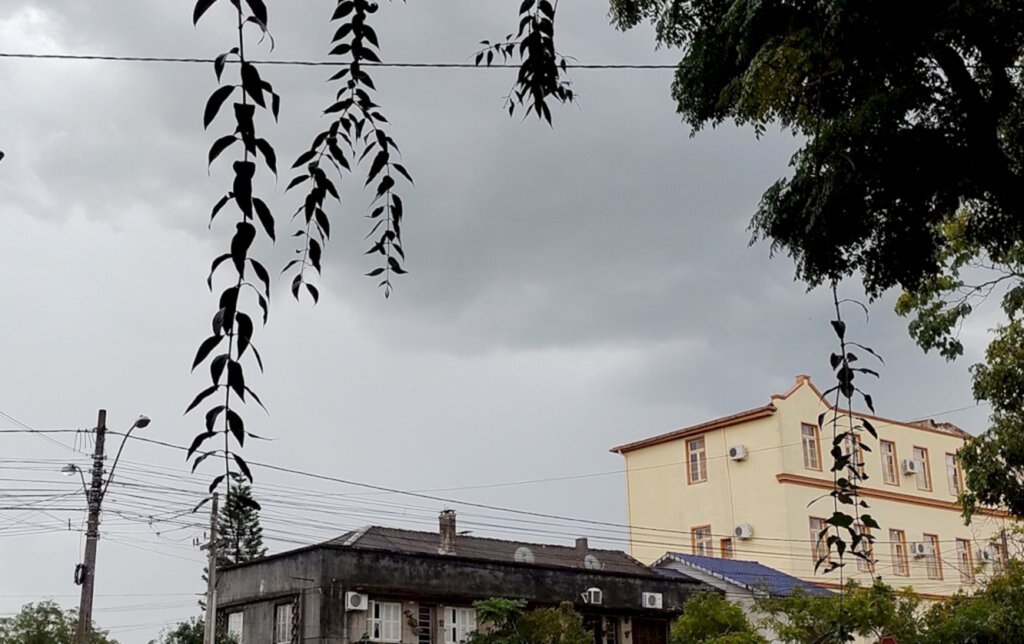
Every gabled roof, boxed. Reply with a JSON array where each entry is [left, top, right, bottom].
[[609, 404, 777, 454], [609, 374, 970, 454], [654, 553, 832, 597], [326, 525, 658, 577]]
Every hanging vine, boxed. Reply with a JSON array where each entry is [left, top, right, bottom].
[[475, 0, 575, 123], [285, 0, 411, 300], [812, 284, 884, 640], [187, 0, 279, 509]]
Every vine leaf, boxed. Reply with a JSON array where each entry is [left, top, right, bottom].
[[193, 0, 219, 25], [204, 85, 236, 129]]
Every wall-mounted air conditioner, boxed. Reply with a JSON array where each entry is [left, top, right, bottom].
[[642, 592, 663, 609], [911, 542, 934, 558], [345, 591, 369, 611], [734, 523, 754, 540], [901, 459, 919, 475], [728, 445, 748, 461]]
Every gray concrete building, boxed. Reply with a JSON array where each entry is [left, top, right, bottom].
[[215, 510, 711, 644]]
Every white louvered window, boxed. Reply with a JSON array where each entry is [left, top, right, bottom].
[[274, 603, 293, 644], [443, 606, 476, 644], [370, 601, 402, 642], [227, 612, 244, 643]]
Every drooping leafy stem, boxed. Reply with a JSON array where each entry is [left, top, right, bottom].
[[475, 0, 575, 123], [186, 0, 279, 509], [285, 0, 411, 300], [815, 284, 884, 640]]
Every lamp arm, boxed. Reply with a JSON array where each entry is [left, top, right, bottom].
[[100, 428, 135, 501]]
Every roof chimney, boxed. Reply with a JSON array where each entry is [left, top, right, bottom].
[[439, 509, 456, 555], [576, 537, 589, 555]]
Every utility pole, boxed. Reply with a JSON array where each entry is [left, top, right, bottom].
[[75, 409, 106, 644], [204, 491, 220, 644]]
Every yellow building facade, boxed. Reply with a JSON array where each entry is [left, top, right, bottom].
[[612, 375, 1013, 597]]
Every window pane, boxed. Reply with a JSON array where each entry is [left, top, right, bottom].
[[946, 454, 962, 496], [692, 526, 712, 556], [687, 437, 707, 483], [890, 529, 908, 576], [720, 538, 734, 559], [809, 518, 829, 564], [914, 447, 932, 490], [275, 604, 293, 644], [956, 539, 974, 584], [227, 612, 243, 643], [802, 424, 820, 470], [925, 534, 942, 579], [881, 441, 897, 484]]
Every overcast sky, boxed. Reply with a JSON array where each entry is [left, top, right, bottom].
[[0, 2, 995, 641]]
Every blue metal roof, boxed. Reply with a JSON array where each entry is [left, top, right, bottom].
[[656, 553, 833, 597]]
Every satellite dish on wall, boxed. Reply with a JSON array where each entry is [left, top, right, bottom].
[[584, 554, 602, 570], [514, 546, 535, 564]]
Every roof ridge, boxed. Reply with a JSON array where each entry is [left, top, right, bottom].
[[360, 525, 633, 555]]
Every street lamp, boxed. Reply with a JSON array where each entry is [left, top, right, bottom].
[[64, 411, 151, 644], [101, 414, 150, 500]]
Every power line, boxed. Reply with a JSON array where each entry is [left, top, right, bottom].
[[0, 51, 676, 69]]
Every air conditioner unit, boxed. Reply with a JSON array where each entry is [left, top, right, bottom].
[[345, 591, 369, 611], [728, 445, 748, 461], [911, 542, 934, 558], [901, 459, 919, 475], [581, 588, 603, 605], [642, 592, 663, 609], [734, 523, 754, 540], [978, 545, 1000, 563]]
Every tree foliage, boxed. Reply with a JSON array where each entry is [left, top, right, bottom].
[[611, 0, 1024, 296], [148, 617, 236, 644], [465, 598, 590, 644], [919, 560, 1024, 643], [670, 592, 765, 644], [0, 601, 117, 644], [610, 0, 1024, 523], [216, 483, 267, 567], [756, 581, 922, 644]]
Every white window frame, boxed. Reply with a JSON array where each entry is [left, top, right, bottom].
[[686, 436, 707, 484], [801, 423, 821, 471], [443, 606, 476, 644], [227, 611, 244, 643], [880, 440, 898, 485], [369, 600, 402, 642], [946, 453, 963, 496], [274, 603, 294, 644]]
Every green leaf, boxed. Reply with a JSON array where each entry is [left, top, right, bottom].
[[185, 385, 220, 414], [204, 85, 235, 129], [233, 453, 254, 482], [192, 335, 224, 370], [193, 0, 218, 25], [208, 135, 238, 166], [227, 360, 246, 400], [240, 63, 266, 107], [187, 431, 217, 459], [226, 408, 245, 446]]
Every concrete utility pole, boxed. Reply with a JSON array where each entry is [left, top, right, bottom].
[[75, 409, 106, 644], [204, 491, 220, 644]]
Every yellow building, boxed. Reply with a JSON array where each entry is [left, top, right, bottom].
[[611, 375, 1013, 597]]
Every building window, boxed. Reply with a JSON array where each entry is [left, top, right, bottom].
[[843, 434, 865, 477], [604, 616, 620, 644], [946, 453, 963, 496], [956, 538, 975, 584], [227, 612, 244, 643], [992, 537, 1008, 575], [691, 525, 712, 557], [890, 529, 909, 576], [443, 606, 476, 644], [913, 446, 932, 491], [924, 533, 943, 580], [274, 603, 294, 644], [369, 601, 402, 642], [880, 440, 898, 485], [854, 522, 874, 573], [801, 423, 821, 471], [686, 436, 707, 484], [418, 604, 434, 644], [720, 538, 734, 560], [809, 517, 829, 565]]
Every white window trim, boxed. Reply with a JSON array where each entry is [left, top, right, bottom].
[[442, 606, 476, 644], [227, 611, 244, 643], [369, 600, 402, 643], [274, 603, 294, 644]]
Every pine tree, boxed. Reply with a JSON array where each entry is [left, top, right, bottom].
[[215, 484, 266, 566], [200, 485, 266, 609]]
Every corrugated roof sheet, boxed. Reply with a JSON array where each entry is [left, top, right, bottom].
[[326, 526, 658, 576], [656, 553, 832, 597]]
